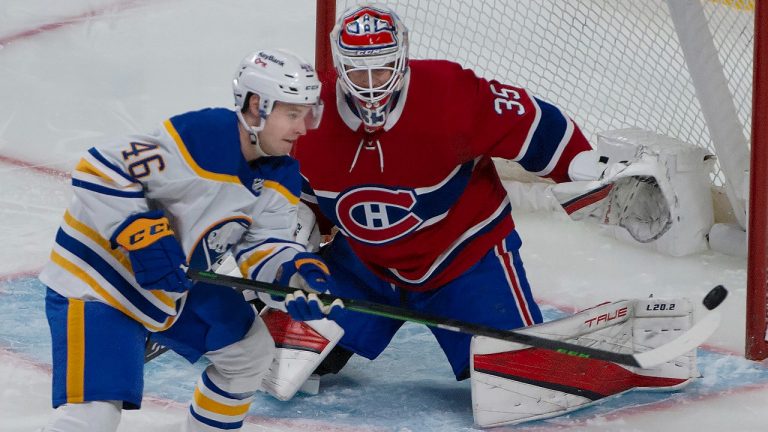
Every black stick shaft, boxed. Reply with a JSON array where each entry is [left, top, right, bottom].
[[188, 269, 643, 367]]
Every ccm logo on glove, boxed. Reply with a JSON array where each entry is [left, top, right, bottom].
[[114, 217, 174, 251], [110, 210, 191, 293]]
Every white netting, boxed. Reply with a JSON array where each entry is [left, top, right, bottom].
[[335, 0, 755, 188]]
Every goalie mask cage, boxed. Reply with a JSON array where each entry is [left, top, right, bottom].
[[315, 0, 768, 360]]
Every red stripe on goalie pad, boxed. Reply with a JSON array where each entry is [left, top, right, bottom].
[[474, 348, 686, 400], [262, 309, 330, 354]]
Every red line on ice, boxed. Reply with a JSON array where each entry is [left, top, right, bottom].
[[0, 155, 69, 178], [0, 0, 149, 47], [0, 268, 42, 282]]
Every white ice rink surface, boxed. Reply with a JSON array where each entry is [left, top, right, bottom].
[[0, 1, 764, 431]]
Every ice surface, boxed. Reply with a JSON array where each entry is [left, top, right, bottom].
[[0, 1, 763, 431]]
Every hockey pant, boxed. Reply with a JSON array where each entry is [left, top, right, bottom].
[[44, 282, 274, 432], [316, 231, 542, 378]]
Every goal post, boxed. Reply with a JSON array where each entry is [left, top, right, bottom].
[[314, 0, 767, 360], [747, 0, 768, 361]]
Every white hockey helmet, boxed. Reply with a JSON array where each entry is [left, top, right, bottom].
[[233, 49, 323, 132], [330, 3, 409, 132]]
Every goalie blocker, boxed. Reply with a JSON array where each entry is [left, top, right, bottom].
[[470, 296, 698, 427]]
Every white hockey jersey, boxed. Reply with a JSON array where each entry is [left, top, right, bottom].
[[39, 108, 306, 331]]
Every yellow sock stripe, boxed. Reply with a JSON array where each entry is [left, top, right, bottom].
[[164, 119, 241, 184], [239, 247, 276, 277], [63, 211, 175, 309], [263, 180, 299, 205], [50, 251, 176, 332], [193, 387, 251, 417], [66, 299, 85, 403], [295, 257, 330, 275], [74, 158, 116, 184]]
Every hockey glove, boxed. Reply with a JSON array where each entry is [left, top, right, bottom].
[[111, 210, 191, 293], [276, 252, 342, 321], [284, 290, 345, 321]]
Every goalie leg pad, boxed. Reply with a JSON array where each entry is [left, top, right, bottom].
[[470, 297, 697, 427], [259, 308, 344, 401], [631, 298, 698, 383]]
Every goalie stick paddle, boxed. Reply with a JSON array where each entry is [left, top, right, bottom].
[[178, 269, 726, 369]]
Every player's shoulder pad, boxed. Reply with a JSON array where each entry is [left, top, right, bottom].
[[253, 156, 301, 198], [166, 108, 242, 177]]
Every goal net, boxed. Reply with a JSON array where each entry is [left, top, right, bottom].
[[315, 0, 766, 360]]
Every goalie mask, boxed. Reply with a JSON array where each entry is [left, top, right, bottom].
[[331, 4, 409, 132], [233, 49, 323, 154]]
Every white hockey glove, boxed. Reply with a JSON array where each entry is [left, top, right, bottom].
[[552, 156, 672, 243], [470, 297, 698, 428], [553, 129, 714, 255]]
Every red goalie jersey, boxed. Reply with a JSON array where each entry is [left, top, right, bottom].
[[294, 60, 591, 291]]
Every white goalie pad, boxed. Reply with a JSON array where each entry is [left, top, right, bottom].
[[553, 128, 714, 256], [259, 308, 344, 401], [470, 297, 698, 428]]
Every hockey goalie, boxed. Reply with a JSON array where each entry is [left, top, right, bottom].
[[254, 3, 717, 428], [257, 132, 712, 426]]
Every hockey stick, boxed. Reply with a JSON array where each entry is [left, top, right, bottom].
[[144, 338, 168, 363], [184, 269, 726, 369]]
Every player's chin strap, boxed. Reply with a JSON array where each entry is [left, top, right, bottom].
[[236, 109, 270, 158]]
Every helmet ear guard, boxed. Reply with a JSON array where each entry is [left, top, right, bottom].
[[330, 3, 409, 131]]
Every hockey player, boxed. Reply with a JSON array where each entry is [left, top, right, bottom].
[[264, 3, 701, 427], [38, 49, 335, 431]]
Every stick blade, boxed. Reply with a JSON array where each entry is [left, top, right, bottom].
[[633, 310, 721, 368], [634, 286, 727, 368]]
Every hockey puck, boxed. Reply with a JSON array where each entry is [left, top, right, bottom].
[[703, 285, 728, 310]]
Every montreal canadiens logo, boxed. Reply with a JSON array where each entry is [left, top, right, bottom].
[[340, 8, 398, 52], [336, 187, 422, 244]]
